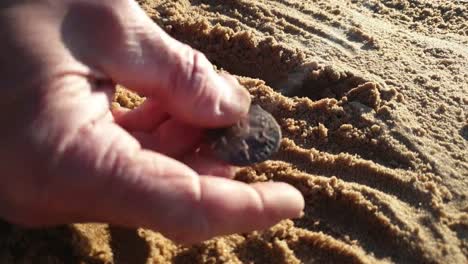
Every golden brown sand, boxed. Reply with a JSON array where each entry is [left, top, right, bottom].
[[1, 0, 467, 263]]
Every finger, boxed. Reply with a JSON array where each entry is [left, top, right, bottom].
[[110, 104, 130, 119], [182, 150, 239, 179], [151, 119, 204, 157], [133, 127, 238, 178], [170, 177, 305, 243], [62, 1, 251, 127], [112, 98, 169, 132], [103, 111, 115, 122], [131, 119, 203, 158]]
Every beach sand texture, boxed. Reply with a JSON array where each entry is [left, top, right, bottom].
[[1, 0, 467, 263]]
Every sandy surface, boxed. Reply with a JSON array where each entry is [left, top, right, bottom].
[[1, 0, 467, 263]]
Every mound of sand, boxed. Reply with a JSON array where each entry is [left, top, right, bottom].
[[1, 0, 467, 263]]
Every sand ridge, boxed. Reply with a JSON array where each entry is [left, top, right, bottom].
[[1, 0, 467, 263]]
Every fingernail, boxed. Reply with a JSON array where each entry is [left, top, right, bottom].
[[255, 182, 305, 220], [217, 74, 251, 119]]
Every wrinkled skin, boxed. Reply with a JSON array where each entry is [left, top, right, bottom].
[[0, 0, 304, 243]]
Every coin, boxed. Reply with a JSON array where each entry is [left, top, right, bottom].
[[206, 104, 282, 166]]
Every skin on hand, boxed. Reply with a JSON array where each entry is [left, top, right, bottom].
[[0, 0, 304, 243]]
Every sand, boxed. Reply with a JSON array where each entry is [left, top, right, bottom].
[[1, 0, 467, 263]]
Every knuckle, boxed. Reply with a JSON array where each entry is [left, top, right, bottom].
[[171, 46, 213, 103]]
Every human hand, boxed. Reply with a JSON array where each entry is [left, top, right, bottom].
[[0, 0, 304, 243]]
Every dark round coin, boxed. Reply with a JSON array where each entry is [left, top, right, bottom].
[[206, 104, 282, 166]]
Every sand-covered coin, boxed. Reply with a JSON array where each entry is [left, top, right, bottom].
[[206, 105, 282, 166]]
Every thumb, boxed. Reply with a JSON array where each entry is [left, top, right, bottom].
[[62, 0, 250, 127]]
